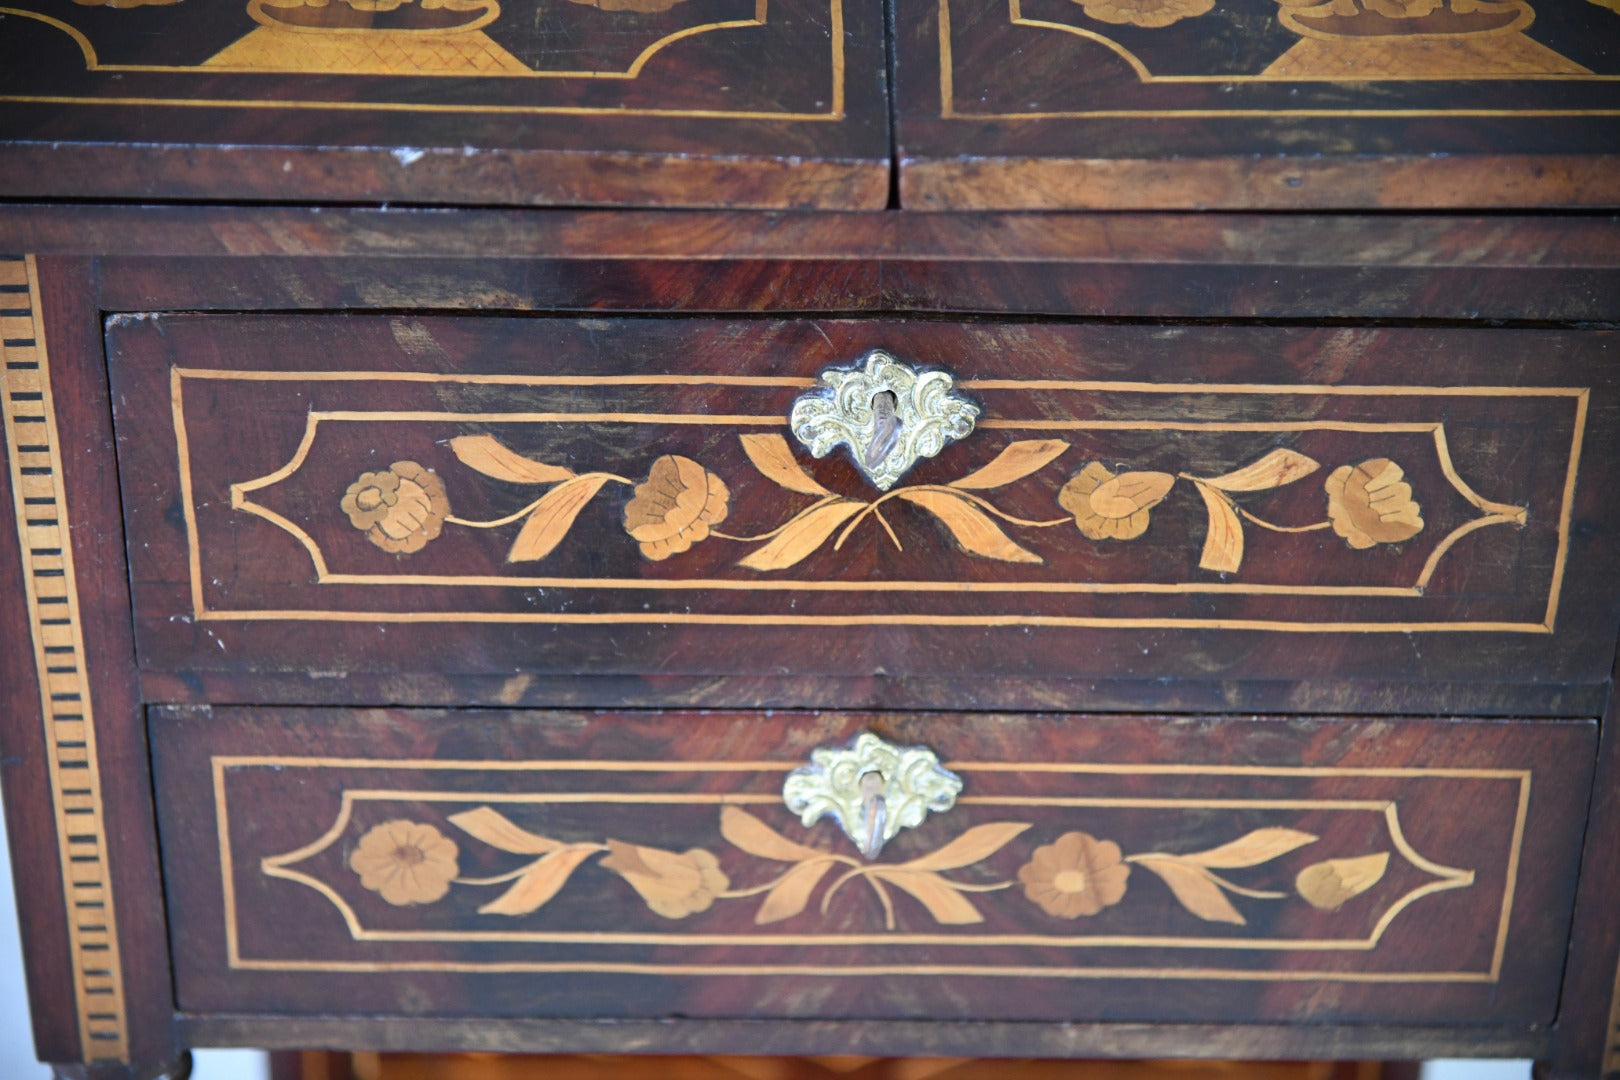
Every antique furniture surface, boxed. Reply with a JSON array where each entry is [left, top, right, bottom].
[[274, 1048, 1410, 1078], [1, 2, 1619, 1079]]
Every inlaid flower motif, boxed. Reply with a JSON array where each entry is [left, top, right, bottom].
[[1072, 0, 1214, 27], [1324, 458, 1423, 549], [1018, 831, 1131, 918], [599, 840, 729, 919], [622, 455, 730, 561], [1059, 462, 1175, 541], [349, 820, 460, 906], [341, 461, 450, 554]]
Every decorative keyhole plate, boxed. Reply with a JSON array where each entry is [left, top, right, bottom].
[[789, 351, 979, 491], [782, 732, 964, 859]]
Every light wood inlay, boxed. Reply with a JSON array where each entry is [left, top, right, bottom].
[[0, 254, 128, 1063]]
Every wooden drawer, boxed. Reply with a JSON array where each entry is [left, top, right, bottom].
[[150, 707, 1595, 1027], [109, 314, 1619, 713]]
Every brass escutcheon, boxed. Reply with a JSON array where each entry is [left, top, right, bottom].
[[782, 733, 963, 860], [789, 351, 979, 491]]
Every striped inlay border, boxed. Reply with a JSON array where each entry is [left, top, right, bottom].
[[0, 254, 128, 1062]]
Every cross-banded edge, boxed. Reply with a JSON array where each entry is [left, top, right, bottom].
[[0, 254, 128, 1062]]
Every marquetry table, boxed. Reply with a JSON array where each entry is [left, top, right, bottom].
[[1, 1, 1618, 1078]]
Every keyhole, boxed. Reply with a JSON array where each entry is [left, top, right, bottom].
[[864, 390, 901, 469], [858, 771, 888, 860]]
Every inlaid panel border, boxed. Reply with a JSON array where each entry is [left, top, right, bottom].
[[213, 753, 1530, 984], [936, 0, 1620, 121], [0, 254, 128, 1062], [170, 366, 1590, 634], [0, 0, 847, 122]]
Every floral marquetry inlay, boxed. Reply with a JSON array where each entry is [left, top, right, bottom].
[[323, 430, 1516, 577], [265, 789, 1475, 934], [175, 357, 1583, 635], [201, 726, 1564, 995]]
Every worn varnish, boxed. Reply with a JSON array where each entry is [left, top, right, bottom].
[[0, 0, 889, 208], [151, 707, 1595, 1026], [894, 0, 1620, 208]]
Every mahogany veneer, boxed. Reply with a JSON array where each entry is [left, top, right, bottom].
[[2, 3, 1620, 1079]]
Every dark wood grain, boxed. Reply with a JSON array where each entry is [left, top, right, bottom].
[[126, 670, 1612, 722], [894, 0, 1620, 209], [0, 206, 1613, 322], [0, 0, 888, 209], [0, 206, 1615, 270], [150, 706, 1595, 1029], [184, 1013, 1557, 1061]]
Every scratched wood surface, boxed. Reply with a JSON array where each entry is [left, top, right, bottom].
[[150, 707, 1595, 1027], [0, 0, 888, 208], [894, 0, 1620, 208], [107, 314, 1619, 713]]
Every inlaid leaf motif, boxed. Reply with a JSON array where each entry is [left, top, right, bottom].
[[476, 844, 601, 916], [738, 500, 864, 571], [1297, 852, 1390, 911], [1132, 856, 1246, 925], [755, 859, 836, 925], [449, 434, 575, 485], [1193, 480, 1245, 573], [739, 434, 830, 496], [898, 489, 1042, 564], [948, 440, 1070, 491], [1181, 828, 1318, 869], [1199, 449, 1320, 493], [719, 806, 828, 863], [894, 822, 1031, 873], [447, 807, 562, 855], [1087, 471, 1176, 519], [507, 474, 612, 563], [871, 869, 985, 925]]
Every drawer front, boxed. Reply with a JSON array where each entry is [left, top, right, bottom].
[[151, 708, 1594, 1025], [893, 0, 1620, 211], [110, 315, 1618, 711], [0, 0, 889, 209]]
